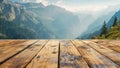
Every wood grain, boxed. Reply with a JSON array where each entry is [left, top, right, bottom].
[[0, 40, 120, 68], [72, 40, 119, 68], [60, 40, 89, 68], [0, 40, 37, 64], [83, 40, 120, 66], [26, 40, 59, 68], [0, 40, 47, 68], [93, 40, 120, 53]]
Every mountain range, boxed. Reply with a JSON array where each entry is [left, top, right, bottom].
[[0, 0, 55, 39], [0, 0, 81, 39], [78, 9, 120, 39], [0, 0, 120, 39]]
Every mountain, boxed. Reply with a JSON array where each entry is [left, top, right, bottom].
[[0, 0, 56, 39], [93, 17, 120, 39], [78, 10, 118, 39], [107, 10, 120, 28], [78, 9, 120, 39], [0, 0, 81, 39], [21, 3, 81, 38]]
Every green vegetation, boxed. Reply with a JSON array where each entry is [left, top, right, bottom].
[[93, 17, 120, 39], [100, 21, 107, 36]]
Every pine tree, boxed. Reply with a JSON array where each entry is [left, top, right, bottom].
[[100, 21, 107, 36], [113, 16, 118, 26], [93, 17, 120, 39]]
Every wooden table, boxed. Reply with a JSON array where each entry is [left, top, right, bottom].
[[0, 40, 120, 68]]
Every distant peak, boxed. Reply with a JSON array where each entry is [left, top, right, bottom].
[[21, 2, 45, 8]]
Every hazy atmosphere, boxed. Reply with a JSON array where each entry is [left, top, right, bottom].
[[11, 0, 120, 12], [0, 0, 120, 39], [1, 1, 120, 67]]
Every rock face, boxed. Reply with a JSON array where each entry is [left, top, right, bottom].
[[0, 0, 81, 39], [0, 0, 56, 39]]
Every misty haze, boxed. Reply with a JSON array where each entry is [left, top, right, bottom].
[[0, 0, 120, 39]]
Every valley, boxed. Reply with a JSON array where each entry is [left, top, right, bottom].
[[0, 0, 120, 39]]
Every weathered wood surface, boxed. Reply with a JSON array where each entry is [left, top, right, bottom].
[[72, 40, 119, 68], [60, 40, 89, 68], [0, 40, 120, 68], [92, 40, 120, 53], [26, 40, 59, 68], [83, 40, 120, 66], [0, 40, 37, 64]]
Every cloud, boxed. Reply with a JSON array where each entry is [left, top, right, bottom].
[[36, 0, 49, 6], [53, 0, 108, 12], [12, 0, 120, 12], [18, 0, 49, 6], [54, 0, 76, 12]]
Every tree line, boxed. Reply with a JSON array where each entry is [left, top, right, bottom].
[[93, 17, 120, 39]]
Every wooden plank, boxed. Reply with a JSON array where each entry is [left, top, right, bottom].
[[0, 40, 16, 45], [0, 40, 13, 46], [72, 40, 119, 68], [0, 40, 48, 68], [93, 40, 120, 53], [83, 40, 120, 66], [0, 40, 26, 51], [0, 40, 37, 64], [26, 40, 59, 68], [0, 40, 26, 47], [60, 40, 89, 68], [109, 40, 120, 45]]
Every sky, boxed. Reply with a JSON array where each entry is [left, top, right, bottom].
[[12, 0, 120, 12], [48, 0, 120, 12]]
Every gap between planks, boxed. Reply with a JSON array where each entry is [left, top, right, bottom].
[[0, 40, 120, 68], [26, 40, 59, 68], [0, 40, 38, 64], [82, 40, 120, 67], [0, 40, 48, 68], [71, 40, 119, 68], [93, 40, 120, 53], [60, 40, 89, 68]]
